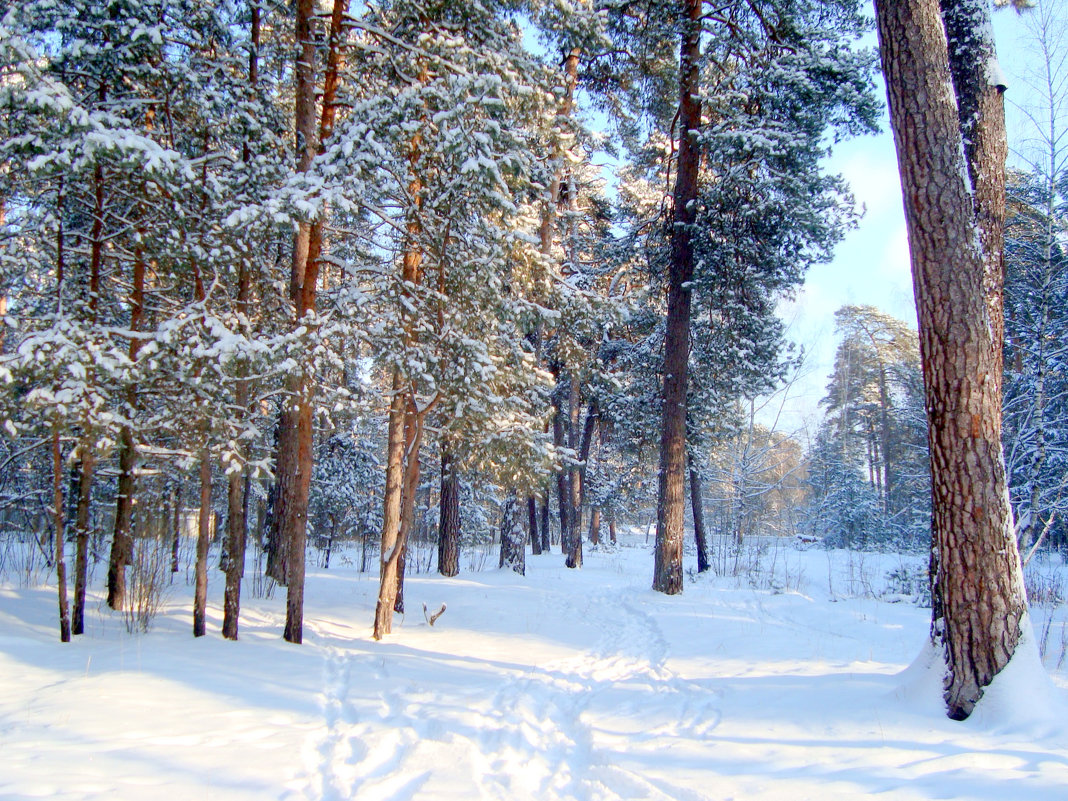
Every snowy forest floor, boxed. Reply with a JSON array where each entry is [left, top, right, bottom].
[[2, 536, 1068, 800]]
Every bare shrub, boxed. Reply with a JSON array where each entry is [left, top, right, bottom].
[[124, 535, 171, 634]]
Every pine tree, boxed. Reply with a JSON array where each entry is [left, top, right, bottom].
[[874, 0, 1028, 719]]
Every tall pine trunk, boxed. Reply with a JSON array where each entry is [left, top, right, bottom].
[[875, 0, 1027, 720], [653, 0, 701, 595], [107, 242, 145, 610], [222, 0, 260, 643], [273, 0, 348, 644]]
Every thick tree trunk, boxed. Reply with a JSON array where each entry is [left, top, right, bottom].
[[71, 454, 93, 635], [689, 457, 709, 574], [193, 449, 212, 637], [653, 0, 702, 595], [437, 443, 460, 576], [875, 0, 1027, 720]]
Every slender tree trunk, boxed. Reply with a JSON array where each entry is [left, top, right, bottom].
[[222, 464, 247, 640], [375, 396, 424, 638], [540, 494, 551, 552], [222, 0, 260, 643], [609, 514, 617, 545], [52, 428, 70, 642], [588, 507, 601, 546], [566, 375, 583, 568], [499, 494, 525, 575], [528, 495, 541, 555], [689, 456, 709, 574], [552, 393, 570, 556], [438, 442, 460, 576], [274, 0, 348, 645], [170, 483, 181, 574], [375, 377, 406, 639], [71, 454, 94, 635], [653, 0, 702, 595], [875, 0, 1027, 720], [193, 448, 212, 637], [107, 242, 145, 610]]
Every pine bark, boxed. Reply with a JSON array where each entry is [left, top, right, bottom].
[[437, 443, 460, 577], [875, 0, 1027, 720], [653, 0, 701, 595]]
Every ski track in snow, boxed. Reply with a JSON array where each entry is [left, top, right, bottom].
[[473, 584, 721, 801], [291, 579, 723, 801]]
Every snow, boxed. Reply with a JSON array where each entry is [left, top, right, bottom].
[[2, 539, 1067, 800]]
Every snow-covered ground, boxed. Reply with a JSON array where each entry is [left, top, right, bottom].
[[2, 537, 1067, 800]]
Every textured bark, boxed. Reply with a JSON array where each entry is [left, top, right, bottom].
[[940, 0, 1007, 356], [437, 443, 460, 576], [653, 0, 701, 595], [875, 0, 1027, 720], [588, 507, 601, 546], [193, 449, 212, 637], [71, 454, 93, 635], [689, 458, 709, 574]]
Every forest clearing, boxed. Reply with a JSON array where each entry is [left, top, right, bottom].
[[2, 536, 1067, 801]]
